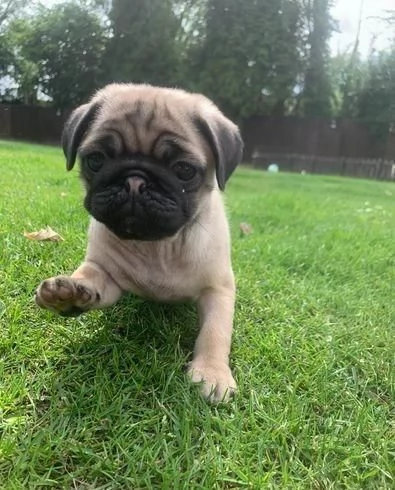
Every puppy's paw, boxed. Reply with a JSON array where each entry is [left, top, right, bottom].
[[187, 359, 237, 403], [35, 276, 99, 317]]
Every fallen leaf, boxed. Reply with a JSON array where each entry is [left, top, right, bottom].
[[24, 226, 64, 242], [239, 222, 253, 236]]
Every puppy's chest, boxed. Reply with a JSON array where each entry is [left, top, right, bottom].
[[115, 246, 202, 301]]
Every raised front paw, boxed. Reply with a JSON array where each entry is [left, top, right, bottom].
[[187, 359, 237, 403], [35, 276, 100, 317]]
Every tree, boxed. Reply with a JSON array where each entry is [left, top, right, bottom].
[[0, 0, 30, 100], [0, 0, 28, 30], [104, 0, 181, 87], [329, 51, 367, 119], [186, 0, 304, 121], [23, 2, 108, 108], [379, 9, 395, 26], [357, 46, 395, 141], [0, 18, 40, 103], [298, 0, 334, 117]]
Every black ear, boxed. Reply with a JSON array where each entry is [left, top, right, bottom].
[[61, 102, 101, 171], [193, 114, 243, 190]]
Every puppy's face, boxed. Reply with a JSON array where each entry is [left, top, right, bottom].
[[62, 84, 243, 241]]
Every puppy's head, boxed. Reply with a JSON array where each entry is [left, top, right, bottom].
[[62, 83, 243, 241]]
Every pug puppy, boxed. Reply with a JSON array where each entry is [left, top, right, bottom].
[[35, 83, 243, 403]]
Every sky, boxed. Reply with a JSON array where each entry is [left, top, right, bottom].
[[330, 0, 394, 56]]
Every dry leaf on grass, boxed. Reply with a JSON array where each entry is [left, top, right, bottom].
[[239, 222, 253, 236], [24, 226, 64, 242]]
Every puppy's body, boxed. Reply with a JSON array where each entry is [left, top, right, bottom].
[[35, 83, 242, 402]]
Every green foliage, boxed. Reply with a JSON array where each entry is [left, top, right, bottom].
[[0, 0, 28, 30], [1, 0, 335, 118], [298, 0, 334, 118], [0, 18, 39, 103], [330, 51, 368, 119], [0, 1, 35, 102], [25, 2, 107, 108], [187, 0, 304, 120], [104, 0, 181, 87], [173, 0, 207, 52], [0, 2, 107, 107], [0, 0, 393, 130], [330, 43, 395, 140], [357, 47, 395, 140], [0, 29, 12, 73]]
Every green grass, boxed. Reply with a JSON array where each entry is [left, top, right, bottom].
[[0, 139, 394, 489]]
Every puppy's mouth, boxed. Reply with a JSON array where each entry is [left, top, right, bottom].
[[84, 168, 189, 241]]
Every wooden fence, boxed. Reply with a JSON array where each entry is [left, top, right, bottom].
[[1, 103, 395, 180], [242, 115, 395, 162], [252, 153, 395, 180], [0, 104, 69, 144]]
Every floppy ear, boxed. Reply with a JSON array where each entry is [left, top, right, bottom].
[[193, 113, 243, 190], [62, 102, 101, 171]]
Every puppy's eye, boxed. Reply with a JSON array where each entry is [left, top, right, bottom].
[[85, 153, 105, 172], [172, 162, 197, 181]]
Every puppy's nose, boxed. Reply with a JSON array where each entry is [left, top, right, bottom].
[[126, 176, 146, 194]]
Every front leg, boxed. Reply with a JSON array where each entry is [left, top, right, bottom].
[[187, 279, 237, 403], [35, 261, 122, 316]]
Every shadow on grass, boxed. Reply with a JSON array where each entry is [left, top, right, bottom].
[[9, 299, 211, 486], [41, 296, 201, 415]]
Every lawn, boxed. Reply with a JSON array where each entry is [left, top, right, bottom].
[[0, 140, 394, 489]]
